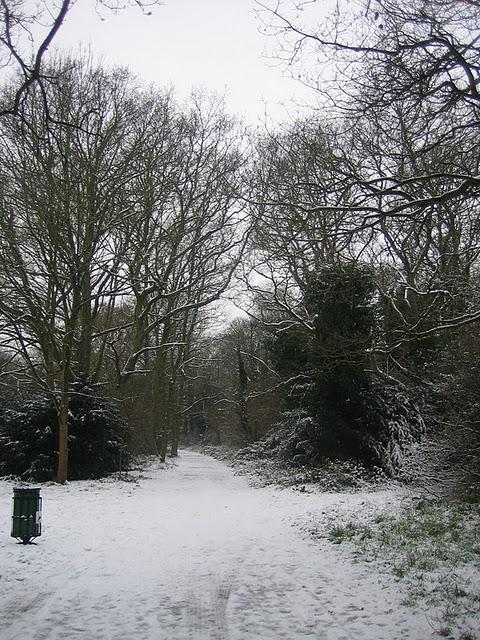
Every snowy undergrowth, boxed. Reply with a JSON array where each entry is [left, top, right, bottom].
[[197, 444, 392, 490], [236, 455, 390, 491], [303, 498, 480, 639]]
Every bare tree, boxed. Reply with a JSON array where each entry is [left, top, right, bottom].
[[182, 316, 282, 446], [0, 58, 141, 481], [256, 0, 480, 218], [0, 0, 161, 122], [94, 91, 250, 458], [253, 0, 480, 342], [0, 66, 249, 479]]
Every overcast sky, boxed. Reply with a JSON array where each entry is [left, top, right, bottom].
[[53, 0, 319, 126]]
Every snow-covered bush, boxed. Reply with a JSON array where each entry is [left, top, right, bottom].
[[235, 408, 321, 465], [237, 385, 425, 476], [362, 384, 426, 475], [0, 383, 131, 481], [0, 392, 57, 480]]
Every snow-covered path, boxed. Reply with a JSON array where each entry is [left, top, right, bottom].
[[0, 451, 435, 640]]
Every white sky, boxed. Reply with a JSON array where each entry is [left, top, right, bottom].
[[53, 0, 319, 126]]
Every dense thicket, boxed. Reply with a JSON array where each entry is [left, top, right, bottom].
[[269, 266, 377, 459], [193, 265, 425, 474], [0, 382, 130, 480]]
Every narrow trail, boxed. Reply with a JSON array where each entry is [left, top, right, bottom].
[[0, 451, 434, 639]]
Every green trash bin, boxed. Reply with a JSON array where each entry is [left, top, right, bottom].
[[11, 487, 42, 544]]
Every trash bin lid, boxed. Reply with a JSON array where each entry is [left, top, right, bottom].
[[13, 487, 41, 495]]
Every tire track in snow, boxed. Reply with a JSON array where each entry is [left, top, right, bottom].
[[210, 570, 234, 640], [184, 567, 234, 638]]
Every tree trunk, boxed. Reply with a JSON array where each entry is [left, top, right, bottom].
[[56, 337, 72, 483], [153, 348, 169, 462], [169, 374, 182, 457], [237, 345, 252, 442], [77, 285, 92, 376], [56, 386, 69, 483]]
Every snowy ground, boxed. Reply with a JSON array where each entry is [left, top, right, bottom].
[[0, 450, 476, 640]]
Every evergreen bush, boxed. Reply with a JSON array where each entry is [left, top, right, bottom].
[[0, 382, 131, 481], [264, 263, 425, 473]]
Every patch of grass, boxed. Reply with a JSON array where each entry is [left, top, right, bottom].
[[458, 632, 479, 640], [328, 522, 366, 544], [324, 499, 480, 637], [437, 625, 453, 637]]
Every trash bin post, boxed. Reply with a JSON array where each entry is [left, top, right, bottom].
[[11, 487, 42, 544]]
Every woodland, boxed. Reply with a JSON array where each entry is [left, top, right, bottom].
[[0, 0, 479, 495]]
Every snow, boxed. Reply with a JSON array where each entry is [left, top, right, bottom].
[[0, 450, 461, 639]]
